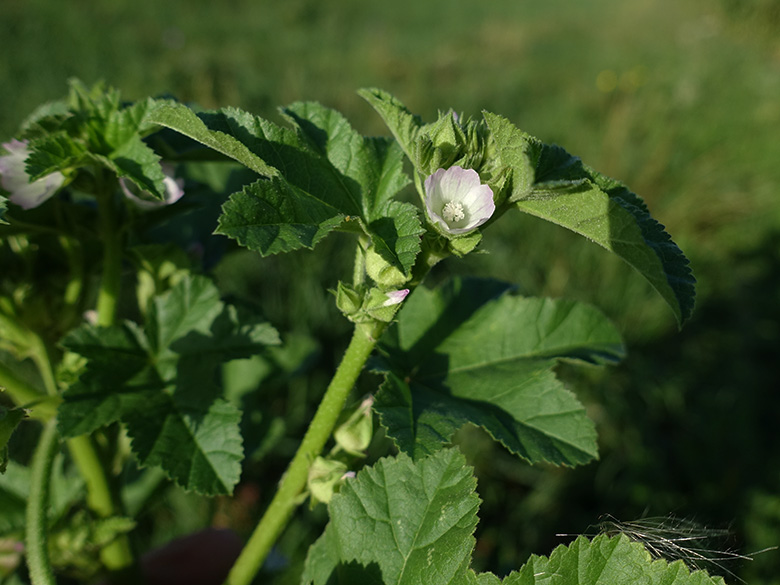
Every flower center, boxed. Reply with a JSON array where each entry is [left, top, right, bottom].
[[442, 201, 465, 223]]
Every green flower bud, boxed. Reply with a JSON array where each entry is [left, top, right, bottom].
[[364, 287, 409, 323], [334, 281, 363, 318], [334, 396, 375, 456], [307, 457, 349, 506], [365, 247, 409, 288]]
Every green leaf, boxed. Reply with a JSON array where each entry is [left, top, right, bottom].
[[151, 100, 419, 270], [503, 534, 726, 585], [302, 448, 480, 585], [367, 201, 425, 275], [282, 101, 410, 220], [92, 133, 167, 200], [217, 177, 347, 256], [24, 131, 88, 179], [0, 407, 26, 473], [21, 89, 170, 199], [58, 274, 279, 495], [374, 277, 624, 465], [358, 88, 424, 165], [125, 390, 243, 496], [483, 112, 695, 326], [57, 322, 155, 437], [144, 100, 279, 177], [199, 102, 419, 271], [0, 195, 7, 224]]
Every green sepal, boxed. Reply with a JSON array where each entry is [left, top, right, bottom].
[[365, 246, 410, 288], [333, 396, 374, 456], [307, 457, 349, 507], [448, 231, 482, 257], [334, 281, 364, 319]]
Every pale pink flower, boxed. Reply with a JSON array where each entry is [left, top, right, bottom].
[[0, 139, 65, 209], [120, 163, 184, 209], [424, 166, 495, 235], [382, 289, 410, 307]]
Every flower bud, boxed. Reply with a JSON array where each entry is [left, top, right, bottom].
[[364, 246, 409, 288]]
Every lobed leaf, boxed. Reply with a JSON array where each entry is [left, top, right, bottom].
[[302, 448, 480, 585], [483, 112, 696, 326], [144, 101, 279, 177], [216, 176, 347, 256], [374, 277, 624, 465], [151, 100, 419, 271], [358, 88, 424, 165], [58, 275, 279, 495], [504, 533, 726, 585]]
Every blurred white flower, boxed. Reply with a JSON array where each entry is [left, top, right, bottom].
[[424, 166, 494, 235], [0, 139, 65, 209], [120, 163, 184, 209]]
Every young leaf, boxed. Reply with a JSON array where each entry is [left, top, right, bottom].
[[144, 101, 279, 178], [24, 131, 88, 179], [503, 534, 726, 585], [374, 277, 625, 465], [302, 448, 480, 585], [282, 102, 411, 220], [216, 176, 348, 256], [483, 112, 696, 326], [58, 275, 279, 495], [217, 103, 419, 272], [358, 88, 424, 165], [151, 101, 420, 271]]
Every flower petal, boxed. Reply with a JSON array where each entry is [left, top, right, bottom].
[[120, 163, 184, 209], [0, 140, 65, 209], [424, 166, 494, 235], [382, 289, 410, 307]]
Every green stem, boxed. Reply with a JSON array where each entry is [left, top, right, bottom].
[[88, 182, 137, 574], [67, 436, 136, 573], [95, 185, 122, 327], [25, 420, 59, 585], [225, 320, 385, 585]]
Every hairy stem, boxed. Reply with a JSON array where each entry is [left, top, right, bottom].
[[25, 420, 59, 585], [225, 320, 385, 585], [95, 185, 122, 327], [85, 183, 137, 573]]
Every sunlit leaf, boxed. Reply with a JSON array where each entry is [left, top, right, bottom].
[[374, 277, 624, 465], [302, 448, 480, 585]]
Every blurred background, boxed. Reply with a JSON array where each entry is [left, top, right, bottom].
[[2, 0, 779, 582]]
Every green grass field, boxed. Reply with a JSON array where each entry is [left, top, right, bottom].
[[3, 0, 780, 582]]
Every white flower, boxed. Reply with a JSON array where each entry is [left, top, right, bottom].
[[424, 166, 495, 235], [120, 163, 184, 209], [382, 289, 410, 307], [0, 139, 66, 209]]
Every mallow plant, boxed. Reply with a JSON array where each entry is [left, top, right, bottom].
[[0, 80, 715, 585]]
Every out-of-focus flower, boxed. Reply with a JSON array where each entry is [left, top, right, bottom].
[[382, 289, 410, 307], [424, 166, 495, 235], [120, 163, 184, 209], [0, 139, 66, 209]]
